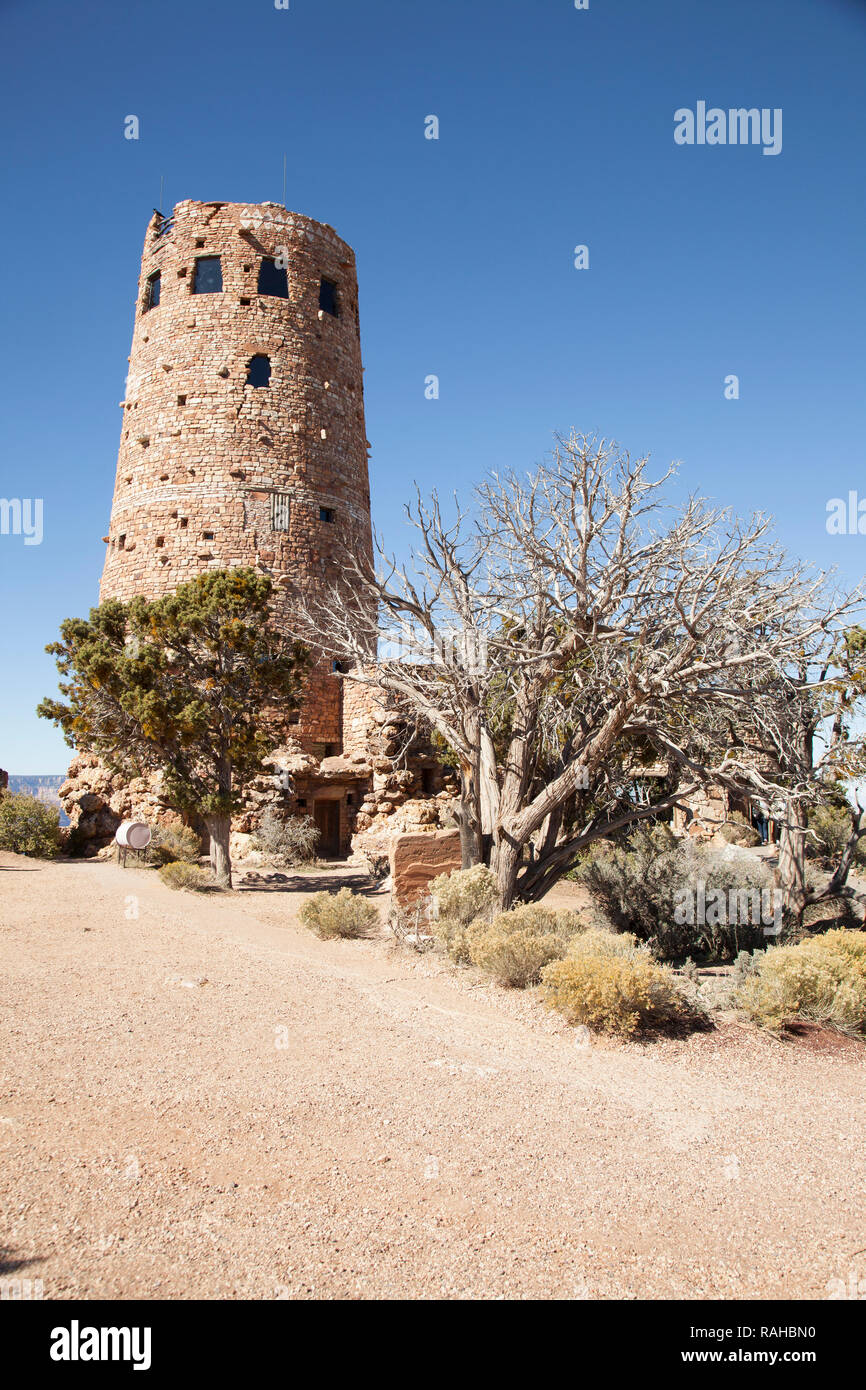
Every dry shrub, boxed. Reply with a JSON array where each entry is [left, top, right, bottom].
[[299, 888, 379, 939], [466, 904, 586, 987], [566, 927, 644, 959], [718, 812, 761, 848], [158, 860, 214, 892], [737, 929, 866, 1033], [149, 822, 202, 865], [435, 917, 474, 964], [388, 899, 435, 952], [254, 808, 320, 866], [541, 929, 691, 1036], [0, 792, 62, 859], [581, 825, 773, 960], [430, 864, 499, 962], [807, 804, 866, 870], [431, 864, 498, 925]]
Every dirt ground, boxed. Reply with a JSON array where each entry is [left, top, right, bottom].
[[1, 850, 865, 1301]]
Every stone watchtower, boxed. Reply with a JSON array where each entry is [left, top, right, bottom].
[[102, 199, 372, 761], [62, 199, 452, 860], [75, 199, 379, 854]]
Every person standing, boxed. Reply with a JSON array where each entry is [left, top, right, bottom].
[[753, 796, 770, 846]]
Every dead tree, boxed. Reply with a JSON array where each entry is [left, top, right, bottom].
[[286, 432, 862, 910]]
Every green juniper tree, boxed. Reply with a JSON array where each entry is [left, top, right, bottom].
[[38, 569, 309, 887]]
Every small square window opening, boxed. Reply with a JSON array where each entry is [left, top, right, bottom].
[[193, 256, 222, 294], [258, 258, 289, 298]]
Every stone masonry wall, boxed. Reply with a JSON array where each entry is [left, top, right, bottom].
[[100, 199, 372, 751]]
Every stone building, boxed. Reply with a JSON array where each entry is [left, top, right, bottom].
[[61, 200, 457, 863]]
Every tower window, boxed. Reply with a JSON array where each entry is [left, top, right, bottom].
[[319, 278, 339, 317], [258, 258, 289, 298], [246, 354, 271, 388], [319, 506, 335, 523], [332, 659, 349, 673], [421, 767, 435, 795], [271, 492, 290, 532], [193, 256, 222, 294], [143, 272, 160, 311]]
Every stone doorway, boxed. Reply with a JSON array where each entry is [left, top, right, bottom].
[[313, 800, 341, 858]]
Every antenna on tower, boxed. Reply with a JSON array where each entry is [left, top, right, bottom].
[[282, 154, 286, 209], [159, 174, 164, 212]]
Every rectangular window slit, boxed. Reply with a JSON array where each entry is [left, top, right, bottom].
[[271, 493, 291, 532], [143, 272, 160, 311], [319, 278, 339, 317]]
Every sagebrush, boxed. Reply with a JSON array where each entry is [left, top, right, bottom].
[[464, 904, 586, 987], [541, 929, 692, 1036], [300, 888, 378, 939], [737, 929, 866, 1033], [718, 812, 761, 848], [431, 864, 498, 925], [158, 860, 215, 892], [430, 864, 499, 962], [149, 822, 202, 865]]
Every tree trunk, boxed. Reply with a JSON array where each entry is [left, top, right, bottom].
[[824, 809, 865, 896], [457, 810, 477, 870], [490, 838, 522, 911], [457, 754, 483, 869], [206, 813, 232, 889], [776, 797, 807, 923]]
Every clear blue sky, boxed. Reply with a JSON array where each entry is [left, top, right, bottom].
[[1, 0, 864, 771]]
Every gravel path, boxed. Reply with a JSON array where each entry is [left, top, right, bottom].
[[1, 851, 865, 1300]]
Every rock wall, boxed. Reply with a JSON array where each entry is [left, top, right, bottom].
[[389, 830, 463, 907], [342, 674, 459, 861], [58, 753, 185, 852]]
